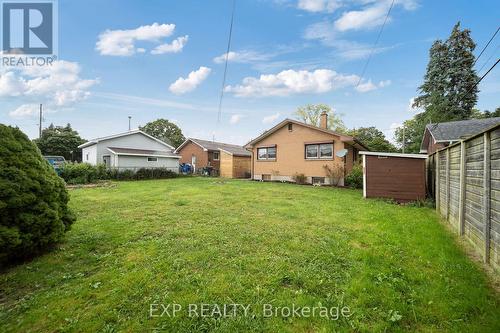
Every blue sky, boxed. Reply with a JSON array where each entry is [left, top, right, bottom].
[[1, 0, 499, 144]]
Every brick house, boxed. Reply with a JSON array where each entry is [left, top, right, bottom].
[[175, 138, 251, 178], [244, 112, 367, 185]]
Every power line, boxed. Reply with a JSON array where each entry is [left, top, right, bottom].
[[477, 43, 499, 75], [216, 0, 236, 124], [473, 26, 499, 66], [355, 0, 395, 87]]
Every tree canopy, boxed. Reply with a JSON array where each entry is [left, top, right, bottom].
[[34, 123, 86, 161], [347, 127, 397, 152], [396, 22, 479, 153], [294, 104, 347, 133], [139, 119, 185, 148]]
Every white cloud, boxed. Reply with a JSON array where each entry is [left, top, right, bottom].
[[151, 35, 189, 55], [225, 69, 359, 97], [303, 22, 391, 59], [169, 66, 211, 94], [263, 112, 281, 124], [96, 23, 187, 56], [9, 104, 41, 118], [334, 2, 390, 32], [230, 114, 243, 124], [355, 79, 391, 92], [1, 61, 98, 118], [213, 50, 272, 64], [298, 0, 342, 13], [385, 122, 402, 144], [334, 0, 418, 32]]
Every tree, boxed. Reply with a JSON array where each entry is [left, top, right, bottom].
[[294, 104, 347, 133], [139, 119, 185, 148], [397, 22, 479, 152], [471, 107, 500, 119], [347, 127, 397, 152], [394, 114, 428, 153], [0, 124, 75, 263], [34, 123, 86, 161]]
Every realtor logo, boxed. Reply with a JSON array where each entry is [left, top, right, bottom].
[[1, 0, 57, 65]]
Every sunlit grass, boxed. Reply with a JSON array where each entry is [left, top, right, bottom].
[[1, 177, 499, 332]]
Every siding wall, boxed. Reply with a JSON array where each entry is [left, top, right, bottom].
[[364, 155, 426, 201], [431, 125, 500, 271]]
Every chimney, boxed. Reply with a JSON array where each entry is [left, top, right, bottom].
[[320, 111, 328, 129]]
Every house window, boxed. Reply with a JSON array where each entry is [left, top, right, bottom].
[[213, 152, 220, 160], [288, 123, 293, 131], [147, 157, 158, 162], [257, 147, 276, 160], [86, 153, 89, 161], [312, 177, 325, 185], [305, 143, 333, 159]]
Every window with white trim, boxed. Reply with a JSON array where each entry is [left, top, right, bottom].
[[305, 143, 333, 159], [213, 152, 220, 160], [257, 147, 276, 160], [147, 157, 158, 162]]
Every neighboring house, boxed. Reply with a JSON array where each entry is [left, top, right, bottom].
[[244, 112, 367, 185], [175, 138, 251, 178], [420, 117, 500, 154], [78, 130, 180, 171]]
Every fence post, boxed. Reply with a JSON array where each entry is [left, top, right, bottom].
[[484, 132, 491, 263], [436, 151, 440, 214], [459, 141, 466, 235], [446, 148, 450, 221]]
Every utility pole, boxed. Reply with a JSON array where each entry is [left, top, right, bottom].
[[39, 104, 43, 138], [128, 116, 131, 131], [402, 125, 406, 154]]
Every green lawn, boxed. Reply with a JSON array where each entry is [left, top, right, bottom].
[[1, 178, 499, 332]]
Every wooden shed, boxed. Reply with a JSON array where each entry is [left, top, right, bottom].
[[360, 152, 428, 202]]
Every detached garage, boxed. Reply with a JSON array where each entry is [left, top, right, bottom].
[[360, 151, 428, 202]]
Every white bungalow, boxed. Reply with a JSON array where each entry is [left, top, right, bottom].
[[78, 130, 180, 171]]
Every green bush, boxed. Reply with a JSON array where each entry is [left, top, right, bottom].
[[59, 163, 178, 184], [60, 162, 98, 184], [345, 163, 363, 189], [0, 124, 75, 263], [292, 173, 307, 185]]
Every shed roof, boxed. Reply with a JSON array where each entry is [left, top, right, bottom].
[[360, 151, 428, 159], [176, 138, 251, 156]]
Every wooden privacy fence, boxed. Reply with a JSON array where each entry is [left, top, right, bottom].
[[428, 124, 500, 271]]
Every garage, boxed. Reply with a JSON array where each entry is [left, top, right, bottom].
[[360, 151, 428, 202]]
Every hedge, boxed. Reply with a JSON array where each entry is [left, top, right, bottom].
[[59, 163, 178, 184]]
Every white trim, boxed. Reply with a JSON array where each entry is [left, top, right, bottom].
[[78, 130, 175, 150], [106, 147, 181, 158], [359, 151, 428, 159], [362, 154, 366, 198]]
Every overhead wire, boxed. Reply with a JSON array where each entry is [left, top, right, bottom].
[[355, 0, 395, 87]]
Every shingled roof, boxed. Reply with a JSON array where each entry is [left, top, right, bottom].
[[176, 138, 251, 156], [425, 117, 500, 142]]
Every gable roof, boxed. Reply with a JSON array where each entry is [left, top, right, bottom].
[[244, 118, 368, 150], [426, 117, 500, 141], [175, 138, 251, 156], [420, 117, 500, 152], [78, 129, 175, 150]]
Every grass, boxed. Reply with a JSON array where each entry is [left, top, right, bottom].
[[1, 177, 499, 332]]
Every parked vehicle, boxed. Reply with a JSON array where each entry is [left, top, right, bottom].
[[43, 156, 66, 175]]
